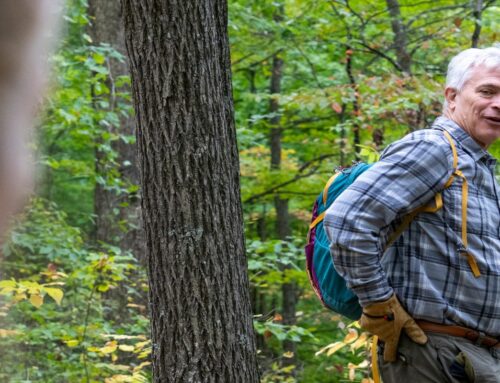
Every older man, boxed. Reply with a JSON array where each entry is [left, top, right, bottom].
[[325, 46, 500, 383]]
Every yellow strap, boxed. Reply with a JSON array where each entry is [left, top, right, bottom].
[[467, 253, 481, 278], [454, 170, 468, 247], [386, 131, 456, 248], [442, 130, 458, 169], [371, 335, 381, 383], [307, 212, 325, 243], [442, 130, 458, 188], [386, 193, 443, 248], [322, 172, 342, 205], [419, 192, 443, 213], [386, 211, 418, 249], [309, 211, 325, 230], [454, 169, 480, 277], [306, 172, 342, 241]]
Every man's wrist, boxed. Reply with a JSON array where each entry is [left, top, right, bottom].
[[354, 285, 394, 308]]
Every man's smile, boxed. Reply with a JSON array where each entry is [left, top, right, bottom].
[[483, 115, 500, 125]]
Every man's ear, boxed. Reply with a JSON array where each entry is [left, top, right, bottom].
[[445, 87, 458, 111]]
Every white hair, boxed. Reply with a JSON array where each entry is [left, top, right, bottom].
[[443, 45, 500, 111]]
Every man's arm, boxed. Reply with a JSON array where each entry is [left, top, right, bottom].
[[324, 134, 453, 306]]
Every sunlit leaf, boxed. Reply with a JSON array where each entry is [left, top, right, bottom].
[[29, 294, 44, 308], [65, 339, 79, 348], [343, 328, 358, 344], [350, 332, 369, 351], [44, 287, 64, 305], [118, 344, 135, 352], [99, 340, 118, 354]]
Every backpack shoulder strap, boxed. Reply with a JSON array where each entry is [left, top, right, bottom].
[[386, 129, 481, 277], [441, 130, 480, 277], [442, 130, 458, 188]]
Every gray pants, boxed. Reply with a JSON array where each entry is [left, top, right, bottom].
[[378, 332, 500, 383]]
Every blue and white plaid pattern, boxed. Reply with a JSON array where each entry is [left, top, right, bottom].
[[324, 117, 500, 337]]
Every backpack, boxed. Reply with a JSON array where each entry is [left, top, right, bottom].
[[305, 130, 479, 320]]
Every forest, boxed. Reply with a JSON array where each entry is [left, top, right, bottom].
[[0, 0, 499, 382]]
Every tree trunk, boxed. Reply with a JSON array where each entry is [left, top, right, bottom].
[[471, 0, 483, 48], [345, 48, 360, 161], [269, 49, 297, 369], [122, 1, 260, 382], [386, 0, 411, 74], [88, 0, 143, 260]]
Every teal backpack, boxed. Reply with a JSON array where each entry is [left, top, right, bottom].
[[305, 130, 478, 320], [304, 163, 371, 320]]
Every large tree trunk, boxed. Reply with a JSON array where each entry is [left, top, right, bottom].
[[88, 0, 143, 260], [386, 0, 411, 74], [122, 1, 260, 382]]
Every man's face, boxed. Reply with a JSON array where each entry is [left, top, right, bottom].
[[445, 65, 500, 149]]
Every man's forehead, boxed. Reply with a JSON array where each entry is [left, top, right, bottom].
[[466, 65, 500, 86]]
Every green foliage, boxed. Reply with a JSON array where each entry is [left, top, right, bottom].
[[232, 1, 500, 382], [0, 199, 150, 382], [1, 0, 499, 382], [0, 1, 147, 381], [38, 0, 134, 230]]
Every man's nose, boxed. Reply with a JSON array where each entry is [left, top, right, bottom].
[[492, 94, 500, 110]]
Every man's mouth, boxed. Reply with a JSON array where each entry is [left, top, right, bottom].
[[483, 116, 500, 125]]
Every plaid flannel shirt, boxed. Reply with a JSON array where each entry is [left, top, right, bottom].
[[324, 116, 500, 337]]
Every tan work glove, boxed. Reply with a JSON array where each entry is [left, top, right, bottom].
[[360, 294, 428, 362]]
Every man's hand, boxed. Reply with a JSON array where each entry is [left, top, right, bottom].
[[360, 294, 428, 362]]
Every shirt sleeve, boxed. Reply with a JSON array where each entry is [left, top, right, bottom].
[[323, 135, 453, 306]]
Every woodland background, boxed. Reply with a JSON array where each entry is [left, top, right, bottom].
[[0, 0, 499, 382]]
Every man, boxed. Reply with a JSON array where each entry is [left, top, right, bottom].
[[324, 46, 500, 383], [0, 1, 60, 234]]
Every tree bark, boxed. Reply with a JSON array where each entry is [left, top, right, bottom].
[[88, 0, 143, 260], [386, 0, 411, 74], [122, 1, 260, 382]]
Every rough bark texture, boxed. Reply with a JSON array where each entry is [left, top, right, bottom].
[[121, 1, 259, 382], [386, 0, 411, 74], [88, 0, 143, 260], [269, 52, 297, 369]]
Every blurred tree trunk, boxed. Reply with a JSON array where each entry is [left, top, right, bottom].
[[471, 0, 483, 48], [386, 0, 411, 74], [122, 1, 260, 381], [269, 24, 297, 370], [345, 47, 361, 160], [88, 0, 143, 261]]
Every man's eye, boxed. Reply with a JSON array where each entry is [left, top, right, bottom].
[[479, 89, 494, 96]]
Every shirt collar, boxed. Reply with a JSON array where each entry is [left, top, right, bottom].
[[432, 116, 497, 168]]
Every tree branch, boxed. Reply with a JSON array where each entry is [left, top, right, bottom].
[[244, 154, 337, 204]]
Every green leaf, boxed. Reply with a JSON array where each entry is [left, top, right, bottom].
[[44, 287, 64, 305], [0, 280, 16, 289]]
